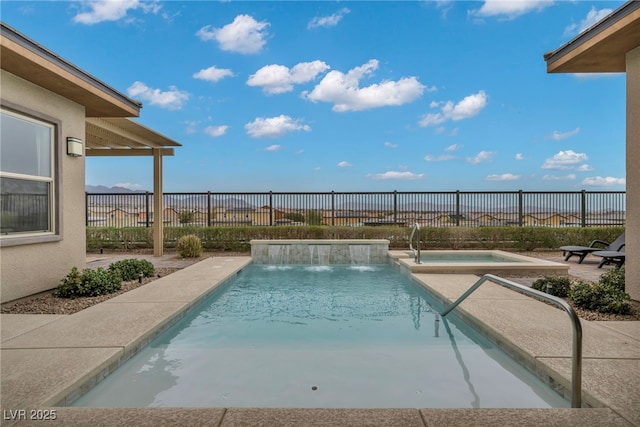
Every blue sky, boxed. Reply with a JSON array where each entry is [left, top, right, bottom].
[[2, 1, 628, 192]]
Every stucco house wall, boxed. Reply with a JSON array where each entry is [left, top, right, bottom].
[[1, 70, 86, 303]]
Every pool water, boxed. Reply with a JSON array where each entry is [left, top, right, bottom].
[[73, 264, 568, 408]]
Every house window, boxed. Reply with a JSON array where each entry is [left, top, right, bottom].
[[0, 108, 55, 237]]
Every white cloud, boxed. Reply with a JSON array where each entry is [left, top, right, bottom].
[[576, 164, 594, 172], [564, 7, 613, 37], [419, 91, 487, 127], [127, 81, 189, 110], [384, 141, 398, 148], [308, 7, 350, 29], [193, 66, 234, 83], [551, 127, 580, 141], [515, 153, 525, 160], [581, 176, 626, 187], [265, 145, 282, 152], [485, 173, 520, 181], [337, 161, 352, 167], [114, 182, 145, 191], [470, 0, 553, 20], [204, 125, 228, 137], [542, 174, 576, 181], [196, 15, 269, 55], [302, 59, 427, 112], [244, 115, 311, 138], [247, 61, 330, 95], [368, 171, 425, 180], [541, 150, 588, 170], [445, 144, 463, 152], [73, 0, 161, 24], [184, 120, 199, 135], [466, 150, 494, 164], [424, 154, 455, 162]]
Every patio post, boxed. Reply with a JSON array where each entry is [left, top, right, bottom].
[[153, 148, 163, 257]]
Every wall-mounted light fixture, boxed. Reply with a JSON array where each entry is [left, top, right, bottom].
[[66, 137, 84, 157]]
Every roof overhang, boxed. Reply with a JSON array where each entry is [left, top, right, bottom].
[[86, 118, 181, 156], [544, 0, 640, 73], [1, 22, 141, 117]]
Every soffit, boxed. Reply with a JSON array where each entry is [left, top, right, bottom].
[[0, 23, 141, 117], [86, 118, 181, 152], [544, 1, 640, 73]]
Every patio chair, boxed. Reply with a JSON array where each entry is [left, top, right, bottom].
[[592, 246, 626, 268], [559, 232, 625, 264]]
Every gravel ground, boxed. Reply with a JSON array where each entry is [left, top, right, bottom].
[[2, 251, 638, 321], [0, 267, 181, 315]]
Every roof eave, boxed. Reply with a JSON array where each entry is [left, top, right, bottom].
[[544, 0, 640, 73], [0, 22, 141, 117]]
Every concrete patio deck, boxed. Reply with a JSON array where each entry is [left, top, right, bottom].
[[1, 252, 638, 426]]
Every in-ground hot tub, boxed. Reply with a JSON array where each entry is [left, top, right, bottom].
[[390, 250, 569, 276]]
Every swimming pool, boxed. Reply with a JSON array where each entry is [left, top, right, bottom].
[[72, 264, 568, 409]]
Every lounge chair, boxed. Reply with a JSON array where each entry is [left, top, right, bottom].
[[559, 232, 625, 264], [592, 246, 625, 268]]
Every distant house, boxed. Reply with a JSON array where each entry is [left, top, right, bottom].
[[1, 23, 180, 302], [88, 207, 140, 227], [322, 211, 369, 227]]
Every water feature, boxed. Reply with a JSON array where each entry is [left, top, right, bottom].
[[308, 244, 331, 264], [348, 244, 370, 264], [251, 240, 389, 264]]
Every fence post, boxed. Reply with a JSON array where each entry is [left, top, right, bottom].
[[145, 192, 150, 228], [269, 191, 273, 226], [331, 191, 335, 226], [581, 190, 587, 228], [85, 192, 89, 226], [393, 190, 398, 224], [455, 190, 461, 226], [207, 191, 211, 227], [518, 190, 523, 227]]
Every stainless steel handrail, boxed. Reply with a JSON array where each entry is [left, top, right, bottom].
[[409, 223, 421, 264], [440, 274, 583, 408]]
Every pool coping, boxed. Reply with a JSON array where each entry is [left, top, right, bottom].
[[1, 255, 639, 426]]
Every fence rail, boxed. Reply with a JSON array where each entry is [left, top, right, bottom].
[[86, 190, 626, 228]]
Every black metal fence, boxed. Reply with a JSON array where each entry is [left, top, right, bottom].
[[1, 193, 49, 233], [85, 190, 626, 228]]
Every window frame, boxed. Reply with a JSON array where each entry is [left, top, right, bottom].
[[0, 102, 62, 247]]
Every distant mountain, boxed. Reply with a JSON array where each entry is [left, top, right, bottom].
[[86, 185, 147, 194]]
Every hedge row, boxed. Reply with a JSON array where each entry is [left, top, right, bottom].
[[86, 226, 624, 252]]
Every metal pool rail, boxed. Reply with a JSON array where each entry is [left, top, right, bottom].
[[440, 274, 583, 408], [409, 222, 421, 264]]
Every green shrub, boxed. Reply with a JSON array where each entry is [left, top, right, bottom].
[[569, 280, 631, 315], [176, 234, 203, 258], [55, 267, 122, 299], [531, 276, 571, 297], [55, 267, 84, 299], [87, 225, 624, 252], [108, 259, 155, 281], [599, 266, 625, 292]]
